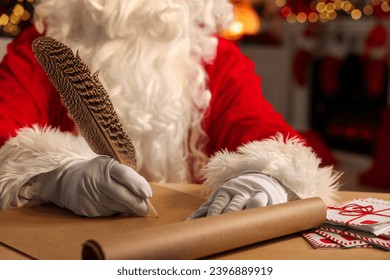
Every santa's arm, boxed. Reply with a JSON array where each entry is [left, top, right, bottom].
[[0, 26, 74, 147], [201, 37, 340, 211], [0, 27, 97, 209], [0, 27, 152, 217], [202, 135, 341, 204], [0, 126, 99, 209]]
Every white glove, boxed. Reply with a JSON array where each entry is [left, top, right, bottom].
[[188, 173, 296, 219], [20, 156, 152, 217]]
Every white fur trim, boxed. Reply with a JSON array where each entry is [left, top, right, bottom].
[[0, 125, 98, 209], [202, 134, 341, 205]]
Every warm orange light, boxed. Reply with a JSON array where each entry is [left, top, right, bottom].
[[308, 12, 319, 23], [316, 2, 326, 13], [363, 5, 374, 16], [296, 12, 307, 23], [382, 2, 390, 13], [351, 9, 362, 20], [275, 0, 286, 8], [0, 14, 9, 26], [9, 13, 20, 25], [234, 3, 261, 35], [279, 0, 383, 24], [221, 2, 260, 40], [13, 4, 24, 16], [286, 13, 297, 24], [334, 0, 343, 10], [20, 10, 31, 21]]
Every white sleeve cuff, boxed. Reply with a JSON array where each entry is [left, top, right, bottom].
[[202, 133, 341, 205]]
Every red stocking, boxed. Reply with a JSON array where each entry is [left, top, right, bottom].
[[292, 26, 316, 87], [320, 55, 343, 96], [292, 48, 312, 87], [363, 24, 388, 98], [360, 107, 390, 189], [320, 31, 349, 97]]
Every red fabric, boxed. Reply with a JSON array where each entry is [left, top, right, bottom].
[[292, 48, 312, 87], [363, 24, 388, 98], [360, 107, 390, 189], [363, 57, 387, 97], [365, 25, 387, 48], [0, 26, 74, 146], [204, 38, 302, 155], [320, 55, 342, 96], [291, 25, 316, 87], [300, 130, 337, 166], [0, 27, 302, 159]]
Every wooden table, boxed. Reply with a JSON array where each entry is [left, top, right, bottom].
[[0, 183, 389, 260]]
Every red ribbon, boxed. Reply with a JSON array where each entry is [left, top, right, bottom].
[[328, 203, 390, 226]]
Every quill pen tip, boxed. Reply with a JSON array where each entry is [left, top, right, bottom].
[[146, 199, 159, 218]]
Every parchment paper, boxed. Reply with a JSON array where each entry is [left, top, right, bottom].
[[82, 197, 326, 259], [0, 183, 204, 259], [0, 183, 326, 260]]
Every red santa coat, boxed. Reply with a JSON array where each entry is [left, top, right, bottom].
[[0, 26, 75, 144], [0, 26, 340, 209], [0, 26, 298, 151]]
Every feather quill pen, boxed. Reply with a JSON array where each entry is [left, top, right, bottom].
[[32, 36, 158, 217]]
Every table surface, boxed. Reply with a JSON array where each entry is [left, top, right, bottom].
[[1, 183, 390, 260]]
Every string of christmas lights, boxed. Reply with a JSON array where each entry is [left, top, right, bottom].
[[2, 0, 390, 37], [0, 0, 34, 37], [276, 0, 390, 23]]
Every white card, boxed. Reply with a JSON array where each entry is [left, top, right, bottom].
[[319, 223, 390, 251], [326, 198, 390, 235], [302, 231, 342, 249], [315, 229, 371, 248]]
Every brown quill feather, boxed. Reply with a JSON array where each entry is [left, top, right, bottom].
[[32, 36, 136, 169], [32, 36, 158, 216]]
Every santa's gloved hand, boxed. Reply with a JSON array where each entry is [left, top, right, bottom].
[[188, 173, 296, 219], [21, 156, 152, 217]]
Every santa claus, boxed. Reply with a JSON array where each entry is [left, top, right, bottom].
[[0, 0, 340, 218]]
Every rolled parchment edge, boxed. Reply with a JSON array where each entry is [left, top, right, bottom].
[[82, 197, 326, 260]]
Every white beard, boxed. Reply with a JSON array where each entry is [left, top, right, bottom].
[[34, 0, 233, 182]]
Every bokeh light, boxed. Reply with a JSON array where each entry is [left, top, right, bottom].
[[278, 0, 390, 23]]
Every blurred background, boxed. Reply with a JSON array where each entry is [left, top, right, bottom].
[[1, 0, 390, 193]]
